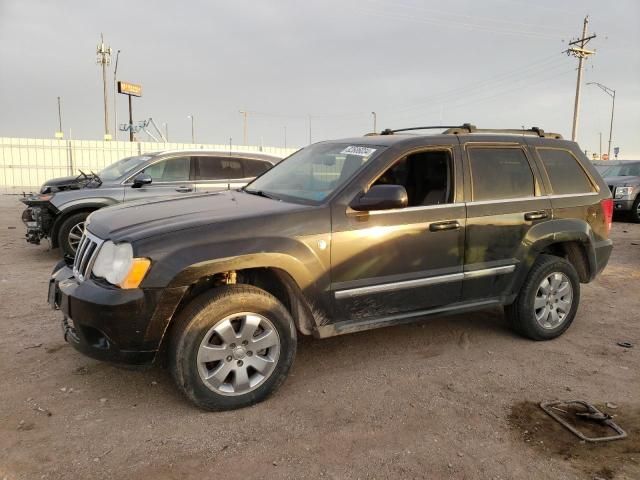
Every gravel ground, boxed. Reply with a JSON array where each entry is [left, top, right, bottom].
[[0, 194, 638, 480]]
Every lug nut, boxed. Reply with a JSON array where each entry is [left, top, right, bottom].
[[247, 351, 253, 356], [237, 360, 243, 367], [230, 343, 236, 348], [226, 356, 232, 362], [242, 340, 248, 346]]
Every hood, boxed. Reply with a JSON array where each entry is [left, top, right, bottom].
[[604, 175, 640, 187], [40, 174, 98, 193], [86, 190, 311, 242]]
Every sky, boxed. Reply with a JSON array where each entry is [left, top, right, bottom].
[[1, 0, 639, 158]]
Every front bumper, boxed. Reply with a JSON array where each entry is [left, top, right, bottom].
[[22, 207, 48, 244], [49, 264, 184, 366], [613, 199, 634, 212]]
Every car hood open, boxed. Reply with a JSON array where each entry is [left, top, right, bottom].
[[86, 190, 310, 242]]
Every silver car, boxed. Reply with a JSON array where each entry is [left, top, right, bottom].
[[20, 149, 281, 257]]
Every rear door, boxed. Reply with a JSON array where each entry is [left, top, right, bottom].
[[194, 155, 246, 192], [462, 143, 552, 301], [123, 155, 195, 201]]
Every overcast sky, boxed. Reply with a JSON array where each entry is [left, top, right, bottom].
[[1, 0, 639, 158]]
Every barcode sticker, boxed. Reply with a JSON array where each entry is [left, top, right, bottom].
[[340, 146, 377, 157]]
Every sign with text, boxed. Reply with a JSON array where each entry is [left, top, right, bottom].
[[117, 81, 142, 97]]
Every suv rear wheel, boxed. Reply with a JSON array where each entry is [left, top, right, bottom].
[[505, 254, 580, 340], [169, 284, 297, 410], [630, 195, 640, 223]]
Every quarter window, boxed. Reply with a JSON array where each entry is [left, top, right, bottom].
[[142, 157, 191, 182], [469, 148, 534, 201], [538, 149, 595, 194]]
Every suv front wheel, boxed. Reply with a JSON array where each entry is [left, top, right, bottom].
[[505, 254, 580, 340], [169, 284, 297, 410]]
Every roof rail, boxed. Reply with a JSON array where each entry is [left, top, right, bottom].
[[379, 123, 563, 139]]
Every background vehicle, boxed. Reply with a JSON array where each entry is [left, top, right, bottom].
[[599, 160, 640, 222], [21, 150, 280, 257], [48, 124, 613, 410]]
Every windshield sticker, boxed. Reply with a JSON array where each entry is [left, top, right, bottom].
[[340, 146, 377, 157]]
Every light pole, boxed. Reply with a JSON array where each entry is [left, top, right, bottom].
[[587, 82, 616, 160], [239, 110, 248, 145], [187, 115, 195, 143], [371, 111, 377, 133], [56, 97, 63, 137], [283, 126, 287, 149], [113, 49, 120, 141], [96, 34, 112, 140], [162, 123, 169, 142]]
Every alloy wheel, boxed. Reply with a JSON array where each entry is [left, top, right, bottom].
[[533, 272, 573, 329], [197, 312, 281, 396], [68, 221, 85, 252]]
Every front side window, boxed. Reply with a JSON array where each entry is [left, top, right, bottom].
[[372, 150, 452, 206], [143, 156, 191, 182], [469, 148, 534, 201], [245, 143, 386, 204], [538, 149, 595, 194]]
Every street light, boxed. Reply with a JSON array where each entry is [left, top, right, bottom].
[[239, 111, 248, 145], [587, 82, 616, 159], [371, 111, 377, 133], [187, 115, 195, 143]]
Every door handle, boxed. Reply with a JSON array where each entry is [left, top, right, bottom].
[[524, 211, 548, 221], [429, 220, 460, 232], [175, 186, 193, 193]]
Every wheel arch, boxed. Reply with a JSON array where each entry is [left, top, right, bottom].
[[50, 201, 115, 248]]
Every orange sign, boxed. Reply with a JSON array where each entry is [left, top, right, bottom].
[[602, 153, 609, 161], [117, 81, 142, 97]]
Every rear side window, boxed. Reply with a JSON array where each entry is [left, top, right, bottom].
[[243, 159, 272, 177], [538, 149, 595, 194], [468, 148, 534, 201], [196, 156, 244, 180]]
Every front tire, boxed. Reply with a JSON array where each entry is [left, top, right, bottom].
[[629, 196, 640, 223], [57, 212, 90, 258], [505, 254, 580, 341], [169, 284, 297, 411]]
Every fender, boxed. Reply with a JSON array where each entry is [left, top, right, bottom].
[[50, 199, 118, 247], [511, 218, 597, 293]]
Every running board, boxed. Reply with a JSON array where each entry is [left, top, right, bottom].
[[314, 299, 504, 338]]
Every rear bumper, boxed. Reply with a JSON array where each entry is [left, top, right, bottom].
[[593, 239, 613, 277], [49, 264, 184, 366]]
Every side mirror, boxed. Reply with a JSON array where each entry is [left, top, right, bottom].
[[350, 184, 408, 212], [132, 173, 152, 188]]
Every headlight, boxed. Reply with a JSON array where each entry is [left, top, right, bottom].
[[92, 241, 150, 289], [615, 186, 633, 199]]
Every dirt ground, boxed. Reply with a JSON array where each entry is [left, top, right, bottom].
[[0, 194, 638, 480]]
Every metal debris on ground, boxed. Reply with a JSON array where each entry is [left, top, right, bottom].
[[539, 400, 627, 443], [616, 341, 634, 348]]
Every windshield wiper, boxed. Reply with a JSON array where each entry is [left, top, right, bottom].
[[90, 170, 103, 186], [242, 188, 278, 200]]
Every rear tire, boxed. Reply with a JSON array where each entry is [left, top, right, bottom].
[[505, 254, 580, 341], [629, 196, 640, 223], [57, 212, 90, 258], [169, 284, 297, 411]]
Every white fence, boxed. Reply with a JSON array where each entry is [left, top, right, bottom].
[[0, 137, 297, 194]]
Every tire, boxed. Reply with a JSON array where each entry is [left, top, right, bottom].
[[57, 212, 90, 258], [629, 196, 640, 223], [169, 284, 297, 411], [505, 254, 580, 341]]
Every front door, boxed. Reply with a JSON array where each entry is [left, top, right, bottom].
[[330, 147, 465, 321]]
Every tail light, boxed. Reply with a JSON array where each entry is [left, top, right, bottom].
[[600, 198, 613, 235]]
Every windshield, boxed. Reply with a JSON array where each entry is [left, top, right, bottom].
[[245, 143, 386, 204], [593, 164, 611, 174], [602, 163, 640, 177], [99, 155, 152, 182]]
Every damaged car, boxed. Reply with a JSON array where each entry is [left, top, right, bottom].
[[21, 150, 280, 257]]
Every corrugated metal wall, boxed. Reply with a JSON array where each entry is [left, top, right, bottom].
[[0, 138, 297, 194]]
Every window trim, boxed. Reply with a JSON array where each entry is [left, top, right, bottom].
[[193, 155, 246, 182], [535, 146, 599, 195], [122, 155, 194, 185], [465, 144, 540, 202]]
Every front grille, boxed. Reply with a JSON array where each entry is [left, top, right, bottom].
[[72, 232, 103, 281]]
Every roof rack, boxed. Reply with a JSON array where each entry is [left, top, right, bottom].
[[379, 123, 563, 139]]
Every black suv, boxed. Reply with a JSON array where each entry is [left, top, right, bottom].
[[48, 124, 613, 410]]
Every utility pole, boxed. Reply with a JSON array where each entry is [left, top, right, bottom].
[[371, 111, 377, 133], [599, 132, 602, 160], [587, 82, 616, 159], [187, 115, 195, 143], [567, 16, 596, 141], [113, 49, 120, 141], [239, 110, 248, 145], [308, 115, 312, 144], [283, 126, 287, 149], [96, 34, 113, 140], [56, 97, 63, 137]]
